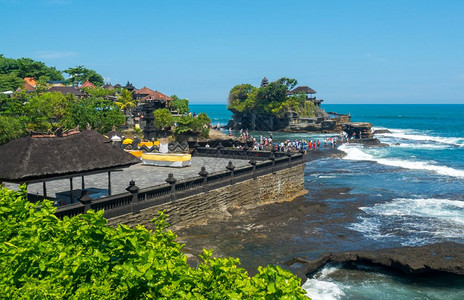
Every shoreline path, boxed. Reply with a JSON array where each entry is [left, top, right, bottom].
[[7, 157, 250, 199]]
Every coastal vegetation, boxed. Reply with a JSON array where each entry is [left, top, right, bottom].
[[0, 186, 308, 299], [0, 55, 64, 91], [0, 55, 215, 144], [170, 95, 189, 115], [0, 90, 124, 142], [228, 77, 314, 118]]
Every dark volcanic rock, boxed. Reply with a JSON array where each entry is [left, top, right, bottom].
[[286, 242, 464, 277], [348, 138, 389, 147], [373, 129, 392, 134]]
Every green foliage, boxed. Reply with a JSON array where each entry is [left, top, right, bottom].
[[153, 108, 174, 130], [173, 113, 210, 138], [0, 73, 24, 92], [0, 55, 63, 81], [83, 86, 117, 99], [300, 100, 315, 118], [0, 115, 25, 145], [23, 92, 75, 131], [227, 84, 258, 113], [0, 187, 308, 299], [228, 78, 317, 119], [170, 95, 189, 114], [115, 89, 136, 111], [65, 97, 124, 133], [64, 65, 104, 87]]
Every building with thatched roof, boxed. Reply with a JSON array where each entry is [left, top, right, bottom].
[[47, 86, 86, 98], [123, 81, 136, 92], [102, 83, 115, 90], [287, 85, 323, 107], [0, 130, 140, 203]]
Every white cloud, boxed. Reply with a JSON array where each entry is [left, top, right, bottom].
[[34, 51, 77, 59]]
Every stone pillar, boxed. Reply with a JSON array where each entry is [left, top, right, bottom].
[[286, 149, 292, 169], [242, 143, 248, 159], [269, 150, 276, 174], [249, 156, 257, 180], [78, 190, 92, 212], [216, 142, 223, 157], [226, 161, 235, 185], [198, 166, 209, 193], [165, 173, 177, 201], [193, 142, 200, 155], [126, 180, 140, 213]]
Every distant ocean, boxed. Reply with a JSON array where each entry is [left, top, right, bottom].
[[190, 104, 464, 299]]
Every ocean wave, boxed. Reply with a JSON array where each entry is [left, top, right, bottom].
[[338, 144, 464, 178], [302, 265, 346, 300], [349, 198, 464, 245], [389, 143, 450, 150], [363, 198, 464, 225], [374, 128, 464, 147]]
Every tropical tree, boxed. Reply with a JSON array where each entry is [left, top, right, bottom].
[[64, 65, 104, 87], [115, 89, 136, 114], [170, 95, 189, 114], [153, 108, 174, 130], [0, 116, 25, 145], [0, 74, 24, 92]]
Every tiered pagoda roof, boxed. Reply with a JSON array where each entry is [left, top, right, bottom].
[[134, 87, 172, 102]]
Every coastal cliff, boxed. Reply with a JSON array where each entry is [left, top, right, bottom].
[[227, 77, 371, 135]]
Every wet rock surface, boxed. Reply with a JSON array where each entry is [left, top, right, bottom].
[[175, 149, 464, 281], [286, 242, 464, 279]]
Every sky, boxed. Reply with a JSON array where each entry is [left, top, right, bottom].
[[1, 0, 464, 104]]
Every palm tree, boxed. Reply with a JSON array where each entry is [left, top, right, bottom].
[[115, 89, 137, 128]]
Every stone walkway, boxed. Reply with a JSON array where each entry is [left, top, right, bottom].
[[7, 157, 250, 201]]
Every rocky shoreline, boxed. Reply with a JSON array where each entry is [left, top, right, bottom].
[[175, 147, 464, 283], [285, 242, 464, 281]]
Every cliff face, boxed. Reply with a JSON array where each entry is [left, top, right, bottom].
[[227, 111, 290, 131], [228, 106, 350, 133]]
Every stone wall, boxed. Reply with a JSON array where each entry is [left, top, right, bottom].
[[107, 164, 306, 230]]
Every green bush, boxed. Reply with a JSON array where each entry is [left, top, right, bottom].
[[153, 108, 174, 130], [0, 187, 308, 299]]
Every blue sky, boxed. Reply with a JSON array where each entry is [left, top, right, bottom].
[[1, 0, 463, 104]]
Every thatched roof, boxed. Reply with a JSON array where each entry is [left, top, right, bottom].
[[48, 86, 86, 97], [290, 86, 317, 95], [0, 130, 140, 183]]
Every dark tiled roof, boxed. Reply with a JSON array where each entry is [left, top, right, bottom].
[[102, 83, 115, 90], [0, 130, 140, 183], [114, 84, 122, 88], [290, 86, 317, 95], [48, 86, 86, 97]]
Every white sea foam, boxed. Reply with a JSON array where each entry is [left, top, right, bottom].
[[363, 198, 464, 226], [303, 265, 346, 300], [375, 128, 464, 147], [338, 144, 464, 178], [350, 198, 464, 244], [390, 143, 450, 150]]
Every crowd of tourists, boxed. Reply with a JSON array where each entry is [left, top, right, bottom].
[[249, 134, 342, 152]]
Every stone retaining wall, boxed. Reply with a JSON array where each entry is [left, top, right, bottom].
[[107, 164, 306, 229]]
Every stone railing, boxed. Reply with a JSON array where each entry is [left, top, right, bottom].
[[192, 143, 300, 160], [55, 153, 304, 220]]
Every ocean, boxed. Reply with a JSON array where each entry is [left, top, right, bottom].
[[190, 104, 464, 299]]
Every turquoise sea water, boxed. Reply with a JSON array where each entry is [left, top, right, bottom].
[[190, 104, 464, 299]]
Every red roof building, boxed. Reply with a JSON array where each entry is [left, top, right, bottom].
[[134, 87, 172, 102], [79, 80, 96, 89]]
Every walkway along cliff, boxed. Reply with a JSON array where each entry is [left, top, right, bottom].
[[55, 150, 307, 229]]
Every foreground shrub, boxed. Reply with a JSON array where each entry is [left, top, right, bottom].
[[0, 187, 308, 299]]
